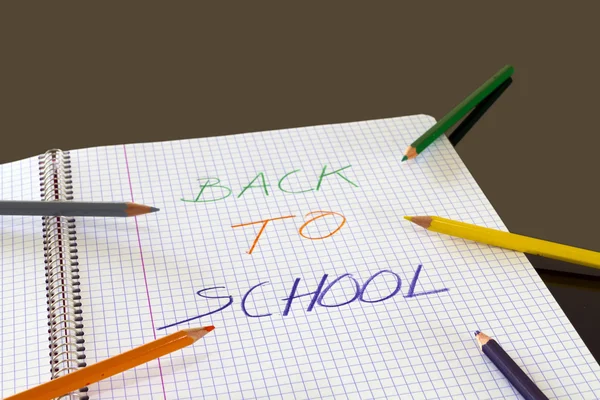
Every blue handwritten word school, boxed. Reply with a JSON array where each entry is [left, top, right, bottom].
[[158, 264, 449, 330]]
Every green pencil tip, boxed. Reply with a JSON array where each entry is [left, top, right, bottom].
[[401, 155, 408, 162]]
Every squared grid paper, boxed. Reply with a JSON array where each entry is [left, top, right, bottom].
[[1, 114, 599, 400], [0, 157, 49, 398]]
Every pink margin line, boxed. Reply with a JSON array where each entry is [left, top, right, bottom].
[[123, 145, 167, 399]]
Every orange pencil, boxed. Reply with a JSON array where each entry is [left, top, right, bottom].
[[6, 326, 214, 400]]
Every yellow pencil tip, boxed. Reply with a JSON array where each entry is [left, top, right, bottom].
[[404, 216, 413, 221]]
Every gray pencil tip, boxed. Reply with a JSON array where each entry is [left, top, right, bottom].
[[150, 207, 160, 213]]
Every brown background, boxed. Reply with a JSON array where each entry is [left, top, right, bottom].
[[1, 3, 600, 356]]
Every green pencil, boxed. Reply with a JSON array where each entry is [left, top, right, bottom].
[[402, 64, 514, 161]]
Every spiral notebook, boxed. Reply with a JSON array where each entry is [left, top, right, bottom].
[[40, 150, 88, 399], [2, 115, 600, 399]]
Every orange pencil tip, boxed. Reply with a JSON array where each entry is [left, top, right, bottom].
[[204, 325, 215, 332]]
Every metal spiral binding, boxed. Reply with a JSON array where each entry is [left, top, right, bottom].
[[39, 149, 89, 400]]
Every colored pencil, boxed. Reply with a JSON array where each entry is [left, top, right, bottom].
[[404, 216, 600, 270], [401, 64, 514, 161], [475, 331, 549, 400], [0, 200, 159, 217], [5, 326, 214, 400], [448, 77, 513, 147]]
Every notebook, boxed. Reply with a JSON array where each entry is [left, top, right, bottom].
[[1, 114, 599, 399]]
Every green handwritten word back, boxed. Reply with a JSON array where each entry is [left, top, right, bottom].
[[181, 165, 358, 203]]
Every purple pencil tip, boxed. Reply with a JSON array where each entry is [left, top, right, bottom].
[[474, 330, 481, 336]]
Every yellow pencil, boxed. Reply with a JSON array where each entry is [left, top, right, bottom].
[[404, 215, 600, 270]]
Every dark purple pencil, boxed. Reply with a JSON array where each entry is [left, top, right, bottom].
[[475, 331, 549, 400]]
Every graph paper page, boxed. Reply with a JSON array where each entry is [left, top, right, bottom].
[[0, 157, 49, 398], [60, 115, 600, 399]]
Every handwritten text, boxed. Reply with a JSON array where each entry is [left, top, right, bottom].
[[180, 165, 358, 203], [157, 264, 449, 330], [232, 210, 347, 254]]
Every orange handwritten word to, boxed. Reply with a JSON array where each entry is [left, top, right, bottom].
[[232, 211, 347, 254], [232, 215, 296, 254]]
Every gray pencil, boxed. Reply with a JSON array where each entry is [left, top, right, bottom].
[[0, 200, 159, 217]]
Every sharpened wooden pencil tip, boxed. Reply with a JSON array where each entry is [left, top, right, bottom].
[[405, 216, 433, 229], [403, 146, 417, 161], [185, 326, 215, 341], [475, 331, 491, 346], [125, 202, 160, 217]]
